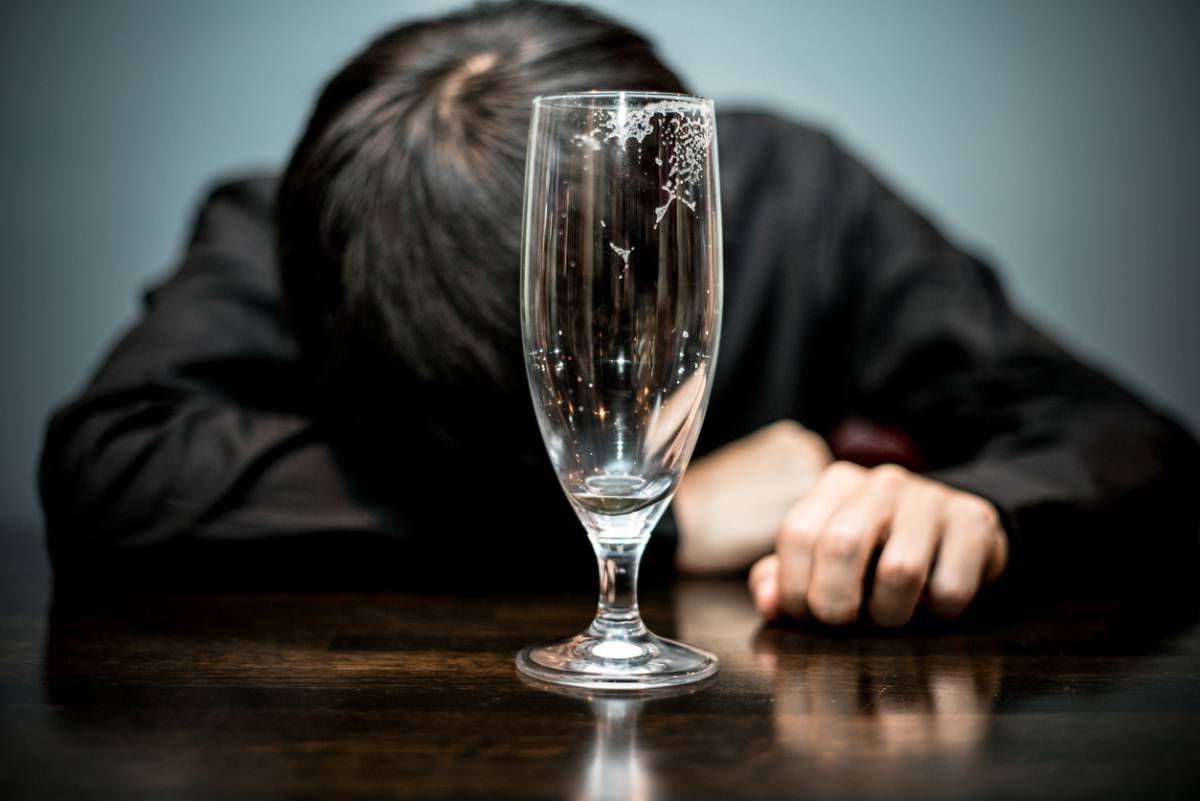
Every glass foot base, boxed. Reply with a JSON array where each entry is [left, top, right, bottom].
[[516, 627, 719, 690]]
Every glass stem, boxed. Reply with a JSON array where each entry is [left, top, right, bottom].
[[590, 538, 648, 639]]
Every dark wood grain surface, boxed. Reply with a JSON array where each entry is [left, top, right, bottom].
[[2, 532, 1199, 801]]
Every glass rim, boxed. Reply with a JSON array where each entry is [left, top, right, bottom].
[[532, 91, 714, 109]]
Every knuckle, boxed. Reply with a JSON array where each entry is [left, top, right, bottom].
[[871, 463, 909, 486], [762, 420, 806, 461], [874, 558, 926, 592], [817, 523, 865, 561], [951, 494, 1000, 529], [825, 460, 862, 482], [768, 420, 829, 474], [766, 418, 806, 441], [779, 518, 820, 551]]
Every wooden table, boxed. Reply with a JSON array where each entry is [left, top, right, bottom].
[[2, 533, 1198, 800]]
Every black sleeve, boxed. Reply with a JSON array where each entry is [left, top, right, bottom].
[[38, 178, 418, 583], [820, 134, 1200, 586]]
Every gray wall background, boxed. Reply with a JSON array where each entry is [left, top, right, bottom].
[[2, 0, 1197, 533]]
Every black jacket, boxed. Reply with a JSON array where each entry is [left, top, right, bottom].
[[40, 111, 1199, 590]]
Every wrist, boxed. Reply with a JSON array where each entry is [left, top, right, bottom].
[[672, 472, 712, 575], [673, 467, 777, 576]]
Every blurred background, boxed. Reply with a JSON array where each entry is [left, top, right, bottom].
[[2, 0, 1197, 536]]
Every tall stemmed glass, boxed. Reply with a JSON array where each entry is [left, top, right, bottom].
[[517, 92, 722, 689]]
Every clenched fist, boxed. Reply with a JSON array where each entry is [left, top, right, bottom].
[[749, 462, 1008, 626]]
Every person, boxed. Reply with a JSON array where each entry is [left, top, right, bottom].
[[40, 1, 1199, 625]]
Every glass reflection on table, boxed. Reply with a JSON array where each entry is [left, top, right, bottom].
[[526, 579, 1002, 801], [673, 580, 1001, 761], [519, 675, 711, 801]]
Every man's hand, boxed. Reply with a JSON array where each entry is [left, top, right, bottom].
[[748, 462, 1008, 626], [674, 420, 833, 575]]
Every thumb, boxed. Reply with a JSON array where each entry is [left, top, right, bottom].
[[748, 554, 782, 619]]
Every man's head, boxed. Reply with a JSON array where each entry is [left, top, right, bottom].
[[277, 1, 685, 451]]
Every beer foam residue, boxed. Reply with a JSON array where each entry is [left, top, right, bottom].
[[609, 241, 633, 279], [573, 128, 603, 151], [609, 241, 634, 265], [599, 101, 712, 228]]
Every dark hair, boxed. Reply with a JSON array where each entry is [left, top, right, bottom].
[[277, 1, 686, 455]]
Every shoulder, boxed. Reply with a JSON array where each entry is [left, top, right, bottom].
[[716, 109, 836, 156], [196, 173, 279, 219], [715, 109, 844, 191], [714, 109, 852, 236], [185, 172, 280, 267], [190, 172, 279, 233], [137, 172, 283, 315]]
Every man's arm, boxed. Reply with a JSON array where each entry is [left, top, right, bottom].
[[734, 124, 1199, 623], [832, 133, 1197, 570], [39, 178, 410, 582]]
